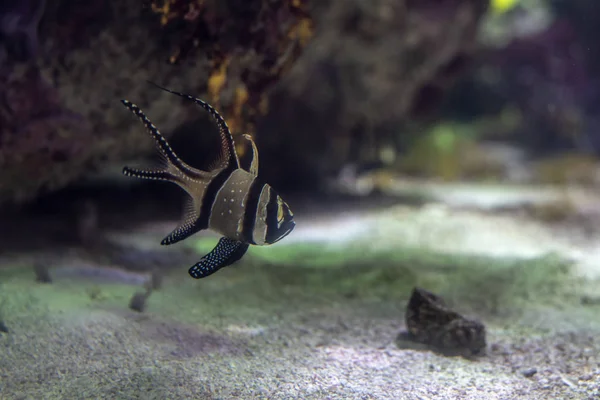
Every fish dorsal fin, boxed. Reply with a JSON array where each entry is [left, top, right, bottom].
[[147, 81, 240, 170], [242, 134, 259, 176]]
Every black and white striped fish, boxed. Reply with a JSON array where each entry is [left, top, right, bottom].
[[121, 83, 295, 279]]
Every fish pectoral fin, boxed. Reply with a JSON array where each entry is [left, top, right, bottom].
[[188, 237, 249, 279], [242, 134, 259, 175]]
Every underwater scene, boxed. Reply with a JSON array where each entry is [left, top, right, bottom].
[[1, 0, 599, 399]]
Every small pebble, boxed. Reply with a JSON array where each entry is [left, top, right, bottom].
[[148, 269, 163, 291], [578, 373, 594, 381], [581, 295, 600, 305], [33, 262, 52, 283], [521, 368, 537, 378], [141, 366, 155, 375], [429, 364, 441, 372], [129, 291, 150, 313]]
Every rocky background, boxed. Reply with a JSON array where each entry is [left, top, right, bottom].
[[0, 0, 487, 204], [0, 0, 313, 203], [2, 0, 600, 205]]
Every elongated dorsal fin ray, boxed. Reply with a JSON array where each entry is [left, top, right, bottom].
[[122, 166, 177, 182], [242, 134, 259, 175], [121, 100, 209, 180], [161, 196, 202, 245], [188, 237, 249, 279], [146, 81, 240, 170]]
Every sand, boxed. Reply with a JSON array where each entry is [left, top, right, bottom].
[[1, 184, 599, 399]]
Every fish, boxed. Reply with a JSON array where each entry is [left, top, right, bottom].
[[121, 82, 295, 279]]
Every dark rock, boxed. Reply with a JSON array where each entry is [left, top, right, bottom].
[[146, 269, 163, 291], [33, 261, 52, 283], [580, 295, 600, 305], [521, 368, 538, 378], [129, 290, 151, 313], [399, 287, 487, 358]]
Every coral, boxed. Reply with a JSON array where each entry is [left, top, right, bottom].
[[487, 19, 590, 153], [147, 0, 313, 144], [0, 65, 90, 202], [0, 0, 491, 201], [0, 0, 494, 201], [448, 3, 600, 157], [41, 0, 111, 55], [0, 0, 312, 204], [532, 153, 600, 186], [0, 0, 46, 62], [258, 0, 489, 190], [385, 122, 509, 181]]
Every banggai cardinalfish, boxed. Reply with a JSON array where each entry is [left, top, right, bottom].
[[121, 82, 295, 279]]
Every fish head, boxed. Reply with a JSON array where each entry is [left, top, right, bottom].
[[265, 189, 295, 244]]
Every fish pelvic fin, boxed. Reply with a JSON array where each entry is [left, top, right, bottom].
[[188, 237, 249, 279], [146, 81, 241, 171]]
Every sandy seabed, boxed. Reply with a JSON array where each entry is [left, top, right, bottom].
[[1, 183, 599, 399]]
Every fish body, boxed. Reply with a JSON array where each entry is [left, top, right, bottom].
[[121, 82, 295, 279]]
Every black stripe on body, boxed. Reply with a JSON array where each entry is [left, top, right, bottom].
[[197, 167, 236, 230], [240, 178, 266, 244], [264, 187, 280, 244]]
